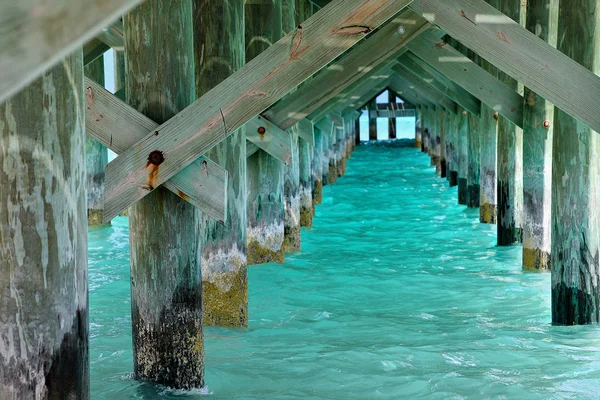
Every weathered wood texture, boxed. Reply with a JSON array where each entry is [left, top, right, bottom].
[[194, 0, 248, 327], [246, 0, 285, 265], [551, 0, 600, 325], [84, 78, 228, 223], [406, 31, 523, 127], [103, 0, 414, 220], [446, 111, 459, 186], [114, 51, 126, 92], [393, 66, 458, 114], [0, 52, 88, 399], [299, 121, 314, 226], [496, 0, 523, 246], [368, 98, 378, 140], [399, 51, 481, 117], [84, 56, 109, 226], [263, 10, 429, 130], [467, 112, 481, 207], [457, 108, 469, 204], [312, 126, 324, 204], [246, 116, 292, 164], [0, 0, 141, 103], [439, 109, 447, 177], [124, 1, 204, 389], [522, 0, 558, 270]]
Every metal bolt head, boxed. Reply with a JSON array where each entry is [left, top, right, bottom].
[[397, 26, 406, 36], [543, 120, 551, 129], [493, 112, 499, 121], [258, 126, 266, 135]]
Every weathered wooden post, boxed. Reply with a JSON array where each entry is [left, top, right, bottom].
[[245, 0, 285, 264], [467, 112, 481, 207], [522, 0, 557, 270], [458, 108, 469, 204], [439, 109, 447, 178], [422, 105, 430, 153], [193, 0, 248, 326], [282, 0, 301, 252], [430, 107, 441, 169], [313, 126, 324, 204], [114, 51, 126, 92], [368, 98, 378, 141], [299, 121, 314, 227], [0, 51, 89, 398], [447, 111, 459, 187], [551, 0, 600, 324], [125, 0, 204, 388], [85, 56, 109, 226], [388, 89, 398, 139], [416, 106, 423, 148], [496, 0, 524, 245]]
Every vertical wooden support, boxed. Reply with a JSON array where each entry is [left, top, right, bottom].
[[416, 106, 423, 148], [354, 117, 361, 146], [434, 107, 442, 173], [282, 0, 301, 252], [447, 111, 459, 187], [245, 0, 285, 264], [467, 112, 481, 207], [457, 108, 469, 204], [0, 51, 88, 400], [439, 109, 447, 178], [114, 51, 126, 92], [312, 126, 324, 204], [522, 0, 558, 270], [327, 122, 338, 184], [421, 106, 429, 153], [125, 1, 204, 388], [299, 123, 314, 227], [194, 0, 248, 326], [496, 0, 524, 246], [84, 56, 109, 226], [551, 0, 600, 325], [335, 123, 345, 177], [388, 89, 398, 139], [368, 98, 378, 141]]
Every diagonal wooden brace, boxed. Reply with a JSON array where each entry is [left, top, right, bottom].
[[84, 78, 228, 224], [245, 115, 292, 164], [102, 0, 415, 222], [297, 119, 314, 146]]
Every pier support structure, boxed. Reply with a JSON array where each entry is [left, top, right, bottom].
[[457, 108, 469, 205], [194, 0, 248, 326], [0, 51, 89, 399], [551, 0, 600, 324], [313, 126, 324, 205], [467, 112, 481, 208], [125, 0, 204, 388], [245, 0, 285, 264]]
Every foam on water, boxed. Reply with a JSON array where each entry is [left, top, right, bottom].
[[89, 141, 600, 399]]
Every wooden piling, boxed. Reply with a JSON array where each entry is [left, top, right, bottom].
[[368, 98, 378, 141], [245, 0, 285, 265], [84, 56, 109, 226], [522, 0, 558, 271], [416, 106, 423, 149], [194, 0, 248, 326], [299, 122, 314, 227], [467, 112, 481, 208], [457, 108, 469, 205], [0, 51, 89, 399], [439, 109, 447, 178], [551, 0, 600, 325], [124, 0, 204, 388], [447, 112, 459, 187], [312, 126, 324, 204], [496, 0, 524, 246]]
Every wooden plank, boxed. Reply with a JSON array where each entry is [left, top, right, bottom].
[[83, 38, 110, 66], [103, 0, 415, 220], [297, 118, 315, 146], [388, 75, 435, 108], [96, 19, 124, 51], [245, 115, 293, 165], [315, 117, 333, 136], [263, 9, 430, 130], [398, 51, 481, 116], [0, 0, 142, 104], [406, 31, 523, 127], [409, 0, 600, 133], [247, 142, 260, 157], [392, 64, 458, 113], [83, 78, 228, 223]]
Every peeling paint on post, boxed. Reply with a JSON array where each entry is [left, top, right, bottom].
[[496, 0, 524, 246], [312, 126, 324, 205], [551, 0, 600, 325], [84, 56, 109, 226], [125, 0, 204, 388], [457, 108, 469, 205], [522, 0, 558, 271], [467, 112, 481, 208], [245, 0, 285, 265], [194, 0, 248, 326], [0, 51, 89, 399]]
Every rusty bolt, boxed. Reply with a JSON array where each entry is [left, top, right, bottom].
[[258, 126, 266, 135], [148, 150, 165, 166], [543, 120, 551, 129], [493, 112, 499, 121], [397, 26, 406, 35]]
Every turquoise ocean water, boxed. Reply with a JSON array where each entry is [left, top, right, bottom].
[[89, 141, 600, 399]]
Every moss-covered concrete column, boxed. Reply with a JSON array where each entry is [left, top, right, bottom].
[[125, 0, 204, 388], [0, 51, 88, 399], [312, 126, 324, 204], [84, 56, 109, 226], [245, 0, 285, 264], [522, 0, 557, 271], [193, 0, 248, 326], [551, 0, 600, 325], [496, 0, 524, 246], [457, 108, 469, 205], [467, 112, 481, 207]]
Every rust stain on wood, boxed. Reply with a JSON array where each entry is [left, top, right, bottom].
[[459, 10, 476, 25], [86, 86, 94, 105], [497, 31, 509, 43], [178, 190, 190, 201], [145, 150, 165, 190]]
